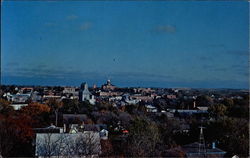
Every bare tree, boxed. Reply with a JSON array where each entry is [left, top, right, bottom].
[[36, 132, 101, 157], [127, 117, 161, 157], [36, 133, 66, 157], [71, 132, 101, 157]]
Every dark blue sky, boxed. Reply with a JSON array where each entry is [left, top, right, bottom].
[[2, 1, 249, 88]]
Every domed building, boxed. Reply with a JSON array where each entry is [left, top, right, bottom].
[[101, 80, 116, 91]]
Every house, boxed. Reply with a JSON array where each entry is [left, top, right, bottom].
[[10, 103, 28, 110], [145, 104, 158, 113], [7, 93, 30, 103], [34, 124, 64, 134], [182, 142, 226, 158], [197, 106, 209, 111], [165, 142, 226, 158], [31, 91, 42, 102], [20, 87, 34, 94], [63, 87, 76, 94], [169, 109, 208, 115], [166, 94, 177, 99]]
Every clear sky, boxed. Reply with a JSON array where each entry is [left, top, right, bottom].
[[1, 1, 249, 88]]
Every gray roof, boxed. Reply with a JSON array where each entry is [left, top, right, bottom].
[[63, 114, 88, 122], [182, 142, 226, 156], [165, 142, 226, 157]]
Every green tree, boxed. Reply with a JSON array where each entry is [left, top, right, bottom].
[[208, 103, 227, 120], [61, 99, 79, 114], [206, 118, 249, 157], [222, 98, 234, 108], [46, 98, 63, 126], [196, 95, 213, 107]]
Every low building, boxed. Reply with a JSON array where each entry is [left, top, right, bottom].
[[131, 95, 154, 102], [166, 94, 177, 99], [182, 142, 226, 158], [10, 103, 28, 110], [145, 104, 158, 113], [98, 91, 123, 97], [63, 87, 76, 94], [169, 109, 208, 115], [7, 93, 30, 103], [165, 142, 226, 158]]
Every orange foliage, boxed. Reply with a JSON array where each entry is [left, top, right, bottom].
[[0, 98, 14, 114], [0, 98, 11, 107], [46, 98, 63, 109], [0, 113, 34, 143], [20, 102, 51, 116], [100, 139, 114, 156]]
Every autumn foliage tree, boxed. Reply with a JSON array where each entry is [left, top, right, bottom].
[[100, 139, 114, 156], [0, 100, 52, 157], [20, 102, 51, 127], [0, 98, 14, 115], [0, 102, 34, 156]]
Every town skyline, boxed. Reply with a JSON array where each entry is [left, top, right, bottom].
[[2, 1, 249, 89]]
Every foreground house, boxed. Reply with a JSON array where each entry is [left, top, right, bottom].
[[165, 142, 226, 158]]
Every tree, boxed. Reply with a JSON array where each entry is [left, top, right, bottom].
[[100, 139, 113, 157], [208, 103, 227, 120], [36, 133, 65, 157], [163, 147, 186, 157], [21, 102, 50, 116], [125, 104, 138, 114], [36, 132, 101, 157], [126, 117, 161, 157], [20, 102, 51, 127], [118, 112, 132, 128], [205, 118, 249, 157], [0, 113, 34, 157], [46, 98, 63, 126], [61, 99, 79, 114], [222, 98, 234, 108], [196, 95, 213, 107], [0, 98, 14, 115]]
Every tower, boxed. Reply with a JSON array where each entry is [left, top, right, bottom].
[[107, 79, 111, 85], [79, 82, 91, 101], [198, 126, 207, 157]]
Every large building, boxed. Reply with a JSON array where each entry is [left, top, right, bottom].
[[101, 80, 116, 91]]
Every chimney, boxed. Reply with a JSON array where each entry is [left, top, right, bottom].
[[63, 124, 66, 133]]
